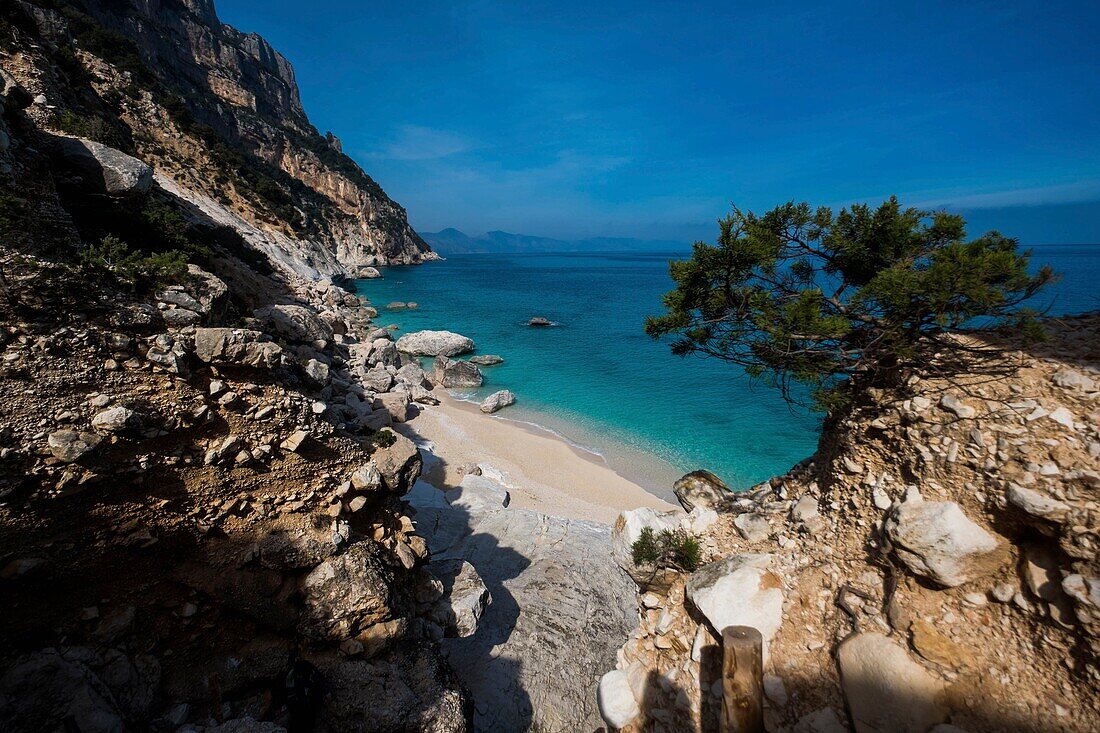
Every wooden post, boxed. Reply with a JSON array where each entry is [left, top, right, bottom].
[[720, 625, 764, 733]]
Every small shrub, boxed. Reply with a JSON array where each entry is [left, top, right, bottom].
[[79, 235, 187, 291], [631, 527, 702, 572]]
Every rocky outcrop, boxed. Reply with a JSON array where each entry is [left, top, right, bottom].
[[479, 390, 515, 414], [432, 356, 483, 388], [193, 327, 283, 368], [54, 136, 152, 196]]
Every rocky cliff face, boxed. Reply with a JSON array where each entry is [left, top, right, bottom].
[[4, 0, 433, 277]]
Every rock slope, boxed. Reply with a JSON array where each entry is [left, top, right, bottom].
[[600, 316, 1100, 732]]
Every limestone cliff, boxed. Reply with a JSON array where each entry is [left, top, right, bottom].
[[2, 0, 434, 277]]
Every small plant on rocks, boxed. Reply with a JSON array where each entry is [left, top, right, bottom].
[[632, 526, 702, 572]]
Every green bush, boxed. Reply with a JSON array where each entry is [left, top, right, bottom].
[[631, 527, 702, 572], [79, 235, 187, 290]]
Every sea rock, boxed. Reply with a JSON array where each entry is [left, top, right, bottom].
[[432, 356, 483, 388], [673, 470, 731, 512], [395, 330, 475, 357], [480, 390, 516, 414], [685, 553, 785, 661], [255, 304, 333, 344], [298, 541, 395, 640], [528, 317, 552, 326], [47, 430, 102, 462], [468, 354, 503, 366], [193, 328, 282, 369], [837, 632, 947, 733], [357, 266, 382, 278], [884, 493, 1004, 587], [597, 669, 640, 729], [54, 136, 153, 195], [428, 559, 491, 637]]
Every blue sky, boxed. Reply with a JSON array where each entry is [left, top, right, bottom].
[[216, 0, 1100, 243]]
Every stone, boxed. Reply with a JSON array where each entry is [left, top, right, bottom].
[[280, 430, 310, 452], [395, 330, 475, 357], [185, 264, 229, 319], [685, 553, 784, 661], [444, 474, 511, 514], [734, 512, 772, 543], [793, 708, 849, 733], [1052, 369, 1095, 391], [884, 493, 1004, 587], [791, 494, 820, 523], [431, 356, 483, 388], [47, 430, 102, 462], [373, 392, 411, 422], [468, 354, 504, 365], [55, 136, 153, 195], [763, 673, 789, 706], [395, 362, 429, 388], [255, 304, 333, 344], [837, 632, 947, 733], [939, 394, 976, 419], [91, 406, 135, 433], [350, 462, 382, 492], [429, 559, 491, 637], [909, 619, 964, 667], [368, 338, 401, 368], [528, 316, 553, 326], [193, 328, 282, 369], [611, 506, 682, 588], [362, 367, 394, 393], [162, 307, 201, 327], [1006, 484, 1070, 522], [1047, 406, 1077, 431], [298, 541, 395, 640], [673, 470, 731, 511], [597, 669, 640, 730], [303, 358, 329, 385], [480, 389, 516, 414], [371, 431, 422, 494]]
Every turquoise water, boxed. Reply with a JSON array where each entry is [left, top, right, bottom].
[[355, 244, 1099, 496]]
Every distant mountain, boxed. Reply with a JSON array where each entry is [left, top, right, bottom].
[[421, 228, 690, 255]]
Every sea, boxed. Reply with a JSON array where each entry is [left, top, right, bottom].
[[354, 244, 1099, 497]]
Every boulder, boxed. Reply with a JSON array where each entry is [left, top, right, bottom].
[[733, 512, 771, 543], [837, 632, 947, 733], [685, 553, 784, 661], [597, 669, 640, 730], [528, 317, 552, 326], [298, 541, 395, 640], [431, 356, 483, 388], [255, 304, 333, 344], [429, 559, 491, 637], [303, 358, 329, 386], [395, 330, 475, 357], [611, 507, 685, 591], [884, 492, 1004, 587], [368, 338, 401, 368], [480, 390, 516, 414], [371, 431, 422, 494], [54, 136, 152, 195], [468, 354, 503, 366], [362, 367, 394, 393], [1006, 484, 1071, 522], [673, 470, 732, 511], [47, 430, 102, 462], [161, 308, 201, 328], [185, 264, 229, 320], [193, 328, 282, 369], [396, 362, 430, 388], [374, 392, 411, 422], [357, 266, 382, 278]]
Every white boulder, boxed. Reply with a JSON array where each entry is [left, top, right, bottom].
[[597, 669, 640, 730], [685, 553, 784, 661], [837, 632, 947, 733], [395, 330, 475, 357]]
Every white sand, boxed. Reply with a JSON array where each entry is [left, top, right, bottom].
[[393, 392, 678, 524]]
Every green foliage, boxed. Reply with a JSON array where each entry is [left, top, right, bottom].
[[79, 235, 187, 290], [631, 527, 702, 572], [646, 198, 1056, 410]]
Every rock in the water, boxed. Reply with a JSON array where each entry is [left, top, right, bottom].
[[685, 553, 784, 661], [396, 330, 475, 357], [55, 136, 153, 195], [479, 390, 516, 414], [432, 356, 483, 388], [298, 541, 395, 640], [429, 559, 491, 637], [673, 470, 731, 511], [837, 632, 947, 733], [468, 354, 503, 366], [255, 304, 333, 344], [597, 669, 640, 730], [193, 328, 282, 369], [884, 493, 1003, 587], [528, 316, 552, 326], [47, 430, 102, 462]]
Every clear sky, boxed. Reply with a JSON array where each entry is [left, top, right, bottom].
[[215, 0, 1100, 244]]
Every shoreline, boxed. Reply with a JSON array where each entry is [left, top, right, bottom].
[[394, 390, 679, 524]]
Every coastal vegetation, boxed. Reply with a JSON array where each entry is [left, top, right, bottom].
[[630, 526, 702, 572], [646, 197, 1055, 410]]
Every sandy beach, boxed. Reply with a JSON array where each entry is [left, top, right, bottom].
[[392, 391, 679, 524]]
